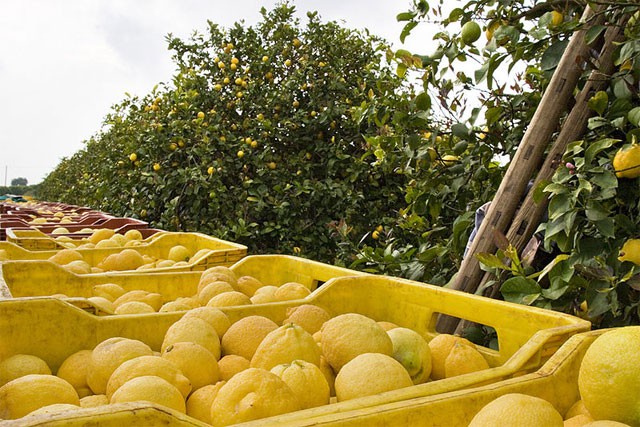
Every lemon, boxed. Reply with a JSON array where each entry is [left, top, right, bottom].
[[221, 316, 278, 360], [334, 353, 413, 401], [0, 374, 80, 419], [95, 239, 121, 249], [99, 249, 145, 271], [0, 354, 51, 387], [250, 285, 279, 304], [123, 229, 143, 241], [197, 281, 235, 305], [550, 10, 564, 27], [88, 229, 115, 245], [48, 249, 83, 265], [168, 245, 191, 262], [565, 399, 591, 419], [56, 349, 93, 398], [578, 327, 640, 425], [583, 421, 634, 426], [64, 260, 93, 274], [206, 291, 252, 307], [613, 144, 640, 178], [564, 414, 594, 426], [182, 307, 231, 337], [444, 342, 489, 378], [468, 393, 563, 426], [162, 317, 221, 359], [87, 337, 153, 395], [159, 300, 194, 312], [388, 327, 432, 384], [210, 368, 300, 426], [199, 266, 238, 291], [271, 360, 330, 409], [320, 313, 393, 372], [162, 342, 219, 390], [113, 290, 163, 311], [251, 323, 322, 370], [79, 394, 109, 408], [28, 403, 79, 416], [319, 356, 336, 397], [283, 304, 332, 335], [187, 381, 225, 424], [618, 239, 640, 265], [461, 21, 482, 44], [106, 355, 191, 399], [378, 321, 399, 331], [273, 282, 311, 301], [218, 355, 251, 381], [110, 375, 186, 413], [236, 275, 265, 297], [114, 301, 156, 315], [428, 333, 474, 380], [51, 227, 70, 235], [92, 283, 126, 302]]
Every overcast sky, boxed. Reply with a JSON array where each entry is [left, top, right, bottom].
[[0, 0, 442, 185]]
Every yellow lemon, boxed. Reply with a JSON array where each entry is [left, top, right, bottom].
[[168, 245, 191, 262], [378, 321, 399, 331], [63, 260, 92, 274], [197, 281, 235, 305], [181, 307, 231, 337], [162, 317, 221, 359], [221, 316, 278, 360], [114, 301, 156, 315], [251, 323, 321, 370], [428, 333, 474, 380], [79, 394, 109, 408], [0, 374, 80, 419], [579, 327, 640, 425], [199, 266, 238, 291], [162, 342, 219, 390], [48, 249, 83, 265], [319, 356, 336, 397], [283, 304, 332, 335], [99, 249, 145, 271], [565, 399, 591, 419], [56, 349, 93, 398], [618, 239, 640, 265], [186, 381, 226, 424], [88, 229, 115, 245], [28, 402, 79, 416], [86, 337, 153, 395], [468, 393, 563, 426], [320, 313, 393, 372], [273, 282, 311, 301], [206, 291, 252, 307], [210, 368, 300, 426], [110, 375, 186, 413], [92, 283, 126, 302], [87, 296, 116, 313], [613, 144, 640, 178], [106, 355, 191, 399], [250, 285, 279, 304], [218, 355, 251, 381], [271, 360, 330, 409], [0, 354, 51, 387], [236, 275, 265, 297], [334, 353, 412, 402], [123, 229, 143, 241], [159, 300, 193, 312], [564, 414, 594, 426], [112, 290, 163, 311], [444, 342, 489, 378]]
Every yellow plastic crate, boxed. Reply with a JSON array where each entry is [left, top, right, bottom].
[[0, 231, 247, 273], [241, 330, 603, 426], [1, 255, 367, 302], [0, 275, 590, 426]]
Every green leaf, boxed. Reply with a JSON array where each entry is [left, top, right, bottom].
[[628, 107, 640, 127], [447, 8, 463, 22], [587, 91, 608, 116], [451, 123, 469, 138], [476, 252, 510, 271], [500, 276, 541, 305], [585, 25, 606, 45], [415, 92, 431, 111], [541, 40, 569, 71], [396, 12, 416, 22], [548, 194, 572, 221], [595, 217, 615, 238], [584, 138, 617, 166], [400, 21, 418, 43], [585, 200, 609, 221], [396, 63, 408, 78]]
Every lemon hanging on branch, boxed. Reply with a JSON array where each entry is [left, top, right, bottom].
[[613, 144, 640, 178], [461, 21, 481, 45]]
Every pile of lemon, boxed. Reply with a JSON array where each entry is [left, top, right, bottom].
[[468, 327, 640, 426], [0, 303, 493, 425], [47, 229, 201, 274]]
